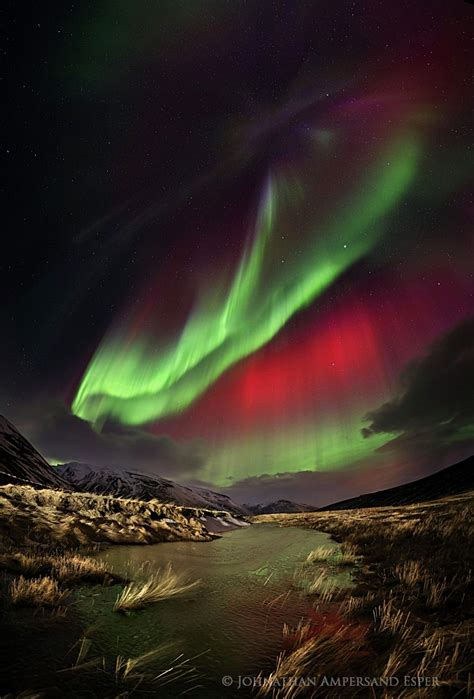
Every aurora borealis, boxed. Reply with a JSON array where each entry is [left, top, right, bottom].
[[72, 130, 420, 427], [4, 0, 473, 504]]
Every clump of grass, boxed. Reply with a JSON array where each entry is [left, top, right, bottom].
[[0, 550, 49, 576], [114, 646, 175, 681], [306, 543, 359, 567], [114, 563, 201, 612], [305, 571, 339, 600], [294, 563, 348, 602], [10, 575, 67, 608], [306, 546, 335, 563], [50, 553, 110, 584], [339, 591, 377, 618], [393, 559, 424, 587], [373, 598, 411, 638], [114, 646, 204, 691], [338, 543, 360, 566], [423, 577, 448, 608]]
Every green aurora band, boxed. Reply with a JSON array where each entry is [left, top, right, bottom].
[[72, 131, 420, 427], [200, 412, 390, 486]]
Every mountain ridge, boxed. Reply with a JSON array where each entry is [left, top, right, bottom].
[[320, 455, 474, 511], [0, 415, 70, 490], [58, 461, 249, 515], [245, 499, 317, 515]]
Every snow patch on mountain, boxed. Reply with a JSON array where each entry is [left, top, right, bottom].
[[58, 461, 249, 515]]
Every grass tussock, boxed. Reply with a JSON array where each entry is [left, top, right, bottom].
[[306, 542, 359, 567], [306, 546, 334, 563], [253, 491, 474, 696], [50, 553, 110, 583], [114, 563, 201, 612], [10, 575, 67, 608]]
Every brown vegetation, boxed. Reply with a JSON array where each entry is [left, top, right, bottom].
[[10, 575, 67, 608], [0, 483, 223, 549], [66, 637, 202, 693], [253, 491, 474, 697], [0, 549, 120, 585], [114, 562, 201, 611]]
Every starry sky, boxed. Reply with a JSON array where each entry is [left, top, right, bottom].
[[3, 1, 473, 505]]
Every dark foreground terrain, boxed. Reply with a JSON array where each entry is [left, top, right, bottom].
[[253, 490, 474, 697], [0, 480, 472, 697]]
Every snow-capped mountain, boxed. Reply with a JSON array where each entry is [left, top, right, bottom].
[[58, 461, 249, 515], [0, 415, 70, 489]]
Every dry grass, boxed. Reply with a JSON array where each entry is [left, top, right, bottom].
[[67, 636, 203, 692], [50, 553, 110, 583], [113, 646, 203, 691], [306, 542, 359, 567], [253, 491, 474, 697], [338, 542, 360, 566], [305, 571, 336, 599], [257, 622, 368, 699], [10, 575, 67, 608], [306, 546, 334, 563], [339, 590, 377, 618], [114, 563, 201, 612], [393, 559, 424, 587], [0, 549, 115, 585], [0, 483, 219, 549]]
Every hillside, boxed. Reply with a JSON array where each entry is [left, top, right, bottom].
[[0, 415, 69, 490], [320, 455, 474, 510], [0, 482, 248, 549], [58, 461, 248, 515], [245, 499, 317, 515]]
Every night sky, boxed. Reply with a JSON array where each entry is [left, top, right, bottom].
[[3, 1, 473, 505]]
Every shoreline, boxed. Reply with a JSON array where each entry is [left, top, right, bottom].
[[251, 490, 474, 697]]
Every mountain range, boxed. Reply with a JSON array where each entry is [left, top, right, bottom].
[[0, 415, 247, 513], [1, 414, 472, 515], [58, 462, 248, 514]]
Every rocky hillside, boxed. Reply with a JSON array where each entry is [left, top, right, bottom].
[[0, 415, 69, 490], [320, 455, 474, 510], [59, 461, 248, 515]]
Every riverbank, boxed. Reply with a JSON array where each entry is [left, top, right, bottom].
[[0, 522, 342, 697], [0, 483, 248, 548], [0, 483, 251, 695], [252, 490, 474, 697]]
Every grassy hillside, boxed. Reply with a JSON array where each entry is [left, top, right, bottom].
[[0, 483, 229, 549], [319, 455, 474, 511], [252, 491, 474, 697]]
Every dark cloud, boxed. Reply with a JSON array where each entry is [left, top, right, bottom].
[[362, 317, 474, 451], [213, 453, 415, 507], [12, 400, 203, 478]]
